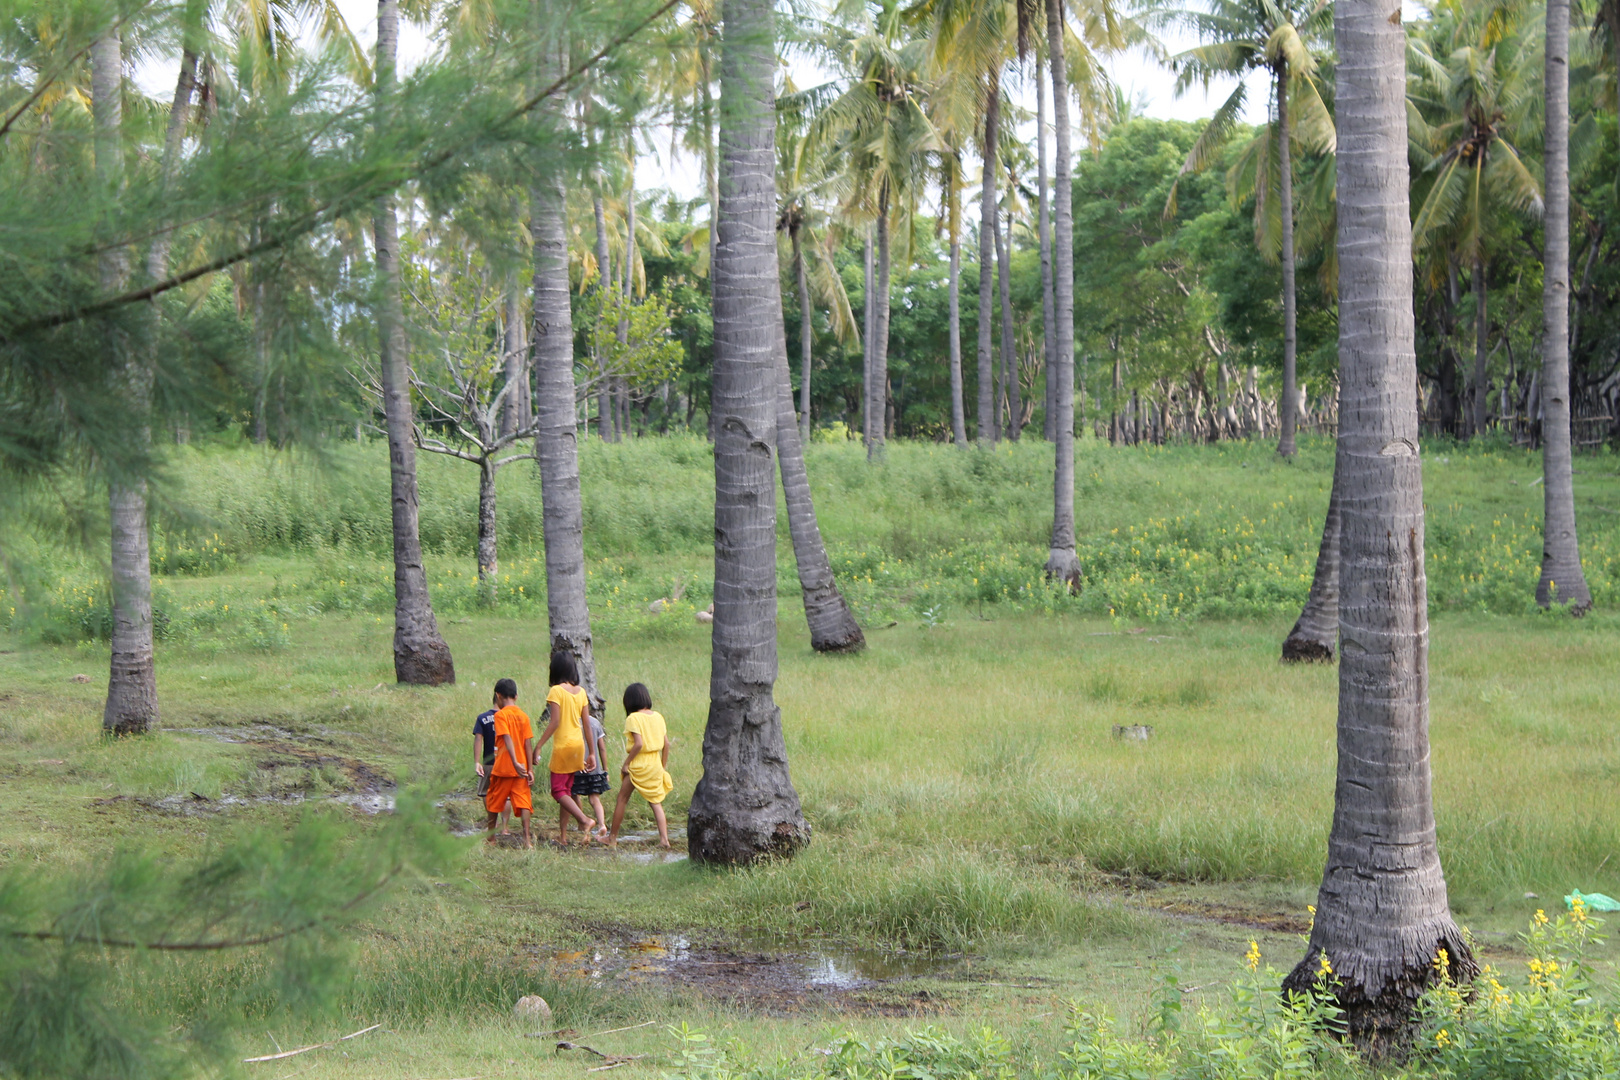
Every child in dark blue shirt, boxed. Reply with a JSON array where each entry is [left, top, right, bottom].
[[473, 696, 510, 835]]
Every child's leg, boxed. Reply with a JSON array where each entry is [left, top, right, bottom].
[[517, 808, 532, 848], [499, 807, 511, 834], [608, 779, 635, 844], [589, 794, 606, 831], [651, 803, 670, 849], [558, 793, 593, 832]]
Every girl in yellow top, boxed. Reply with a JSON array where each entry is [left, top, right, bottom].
[[608, 682, 675, 850], [534, 650, 598, 846]]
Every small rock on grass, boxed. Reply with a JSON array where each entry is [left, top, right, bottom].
[[71, 674, 92, 683], [514, 995, 552, 1025]]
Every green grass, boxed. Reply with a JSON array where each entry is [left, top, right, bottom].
[[1, 436, 1618, 1075]]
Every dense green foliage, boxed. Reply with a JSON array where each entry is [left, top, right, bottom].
[[5, 436, 1615, 647]]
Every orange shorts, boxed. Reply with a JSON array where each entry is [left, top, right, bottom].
[[485, 774, 532, 814]]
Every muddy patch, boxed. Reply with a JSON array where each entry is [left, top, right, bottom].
[[92, 725, 397, 817], [1135, 898, 1311, 934], [529, 931, 969, 1016]]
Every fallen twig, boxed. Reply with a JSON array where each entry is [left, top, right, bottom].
[[585, 1021, 658, 1038], [557, 1042, 646, 1070], [244, 1023, 380, 1063], [587, 1063, 632, 1073]]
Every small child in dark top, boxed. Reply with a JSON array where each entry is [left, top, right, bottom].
[[573, 711, 612, 840], [473, 694, 510, 835]]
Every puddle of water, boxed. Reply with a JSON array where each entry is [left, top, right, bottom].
[[540, 932, 961, 997], [332, 793, 395, 814]]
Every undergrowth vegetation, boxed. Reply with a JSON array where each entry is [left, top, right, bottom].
[[664, 906, 1620, 1080], [4, 435, 1617, 644]]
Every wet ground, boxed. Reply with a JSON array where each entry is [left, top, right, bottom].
[[529, 928, 987, 1016]]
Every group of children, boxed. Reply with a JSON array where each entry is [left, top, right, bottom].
[[473, 651, 675, 850]]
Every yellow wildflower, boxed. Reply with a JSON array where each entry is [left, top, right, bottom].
[[1316, 952, 1333, 980], [1244, 941, 1260, 972], [1535, 909, 1549, 926], [1435, 1029, 1451, 1049]]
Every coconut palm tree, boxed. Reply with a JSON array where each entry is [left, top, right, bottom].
[[1282, 0, 1476, 1041], [1408, 0, 1544, 438], [91, 27, 160, 734], [687, 0, 810, 864], [1043, 0, 1083, 588], [372, 0, 454, 686], [1160, 0, 1335, 459], [530, 10, 603, 708], [810, 10, 936, 461], [1537, 0, 1593, 613], [1037, 70, 1056, 441]]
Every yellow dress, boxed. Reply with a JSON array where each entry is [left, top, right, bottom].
[[624, 710, 674, 805], [546, 685, 588, 774]]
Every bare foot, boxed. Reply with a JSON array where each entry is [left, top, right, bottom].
[[658, 841, 672, 851]]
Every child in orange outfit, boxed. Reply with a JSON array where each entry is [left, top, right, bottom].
[[484, 677, 535, 849]]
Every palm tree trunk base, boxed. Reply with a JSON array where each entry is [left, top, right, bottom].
[[104, 654, 158, 735], [807, 600, 866, 652], [1281, 925, 1476, 1058], [1280, 631, 1334, 663], [1536, 560, 1592, 613], [1043, 548, 1082, 593], [395, 632, 455, 685], [688, 782, 811, 865]]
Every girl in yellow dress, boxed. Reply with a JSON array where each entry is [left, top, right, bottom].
[[533, 650, 598, 846], [607, 683, 675, 850]]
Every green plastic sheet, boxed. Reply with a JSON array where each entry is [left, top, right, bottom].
[[1565, 889, 1620, 912]]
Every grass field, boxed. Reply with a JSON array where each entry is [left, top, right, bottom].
[[1, 436, 1617, 1077]]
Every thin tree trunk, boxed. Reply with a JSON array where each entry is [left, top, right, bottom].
[[977, 73, 999, 445], [1538, 0, 1592, 611], [1043, 0, 1080, 588], [594, 193, 614, 441], [998, 203, 1019, 440], [688, 0, 809, 865], [1282, 462, 1340, 661], [94, 30, 158, 734], [1038, 73, 1056, 442], [793, 229, 813, 444], [1471, 256, 1488, 438], [1277, 63, 1299, 458], [502, 278, 527, 436], [1283, 0, 1476, 1041], [530, 20, 602, 712], [774, 308, 865, 652], [862, 229, 874, 448], [868, 188, 890, 462], [948, 160, 968, 447], [373, 0, 453, 686], [477, 457, 498, 604]]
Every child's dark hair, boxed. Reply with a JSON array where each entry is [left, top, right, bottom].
[[494, 677, 518, 700], [549, 650, 580, 687], [623, 682, 652, 714]]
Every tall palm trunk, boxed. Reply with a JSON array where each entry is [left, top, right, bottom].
[[1282, 0, 1476, 1042], [1277, 63, 1299, 458], [594, 193, 614, 441], [1038, 75, 1057, 442], [531, 23, 602, 710], [862, 230, 874, 447], [372, 0, 453, 686], [1538, 0, 1592, 612], [775, 306, 865, 652], [868, 185, 891, 462], [792, 228, 813, 444], [94, 30, 157, 734], [977, 73, 999, 445], [1043, 0, 1081, 589], [998, 203, 1019, 439], [1470, 256, 1488, 437], [687, 0, 809, 864], [948, 158, 968, 447], [1281, 462, 1340, 661]]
